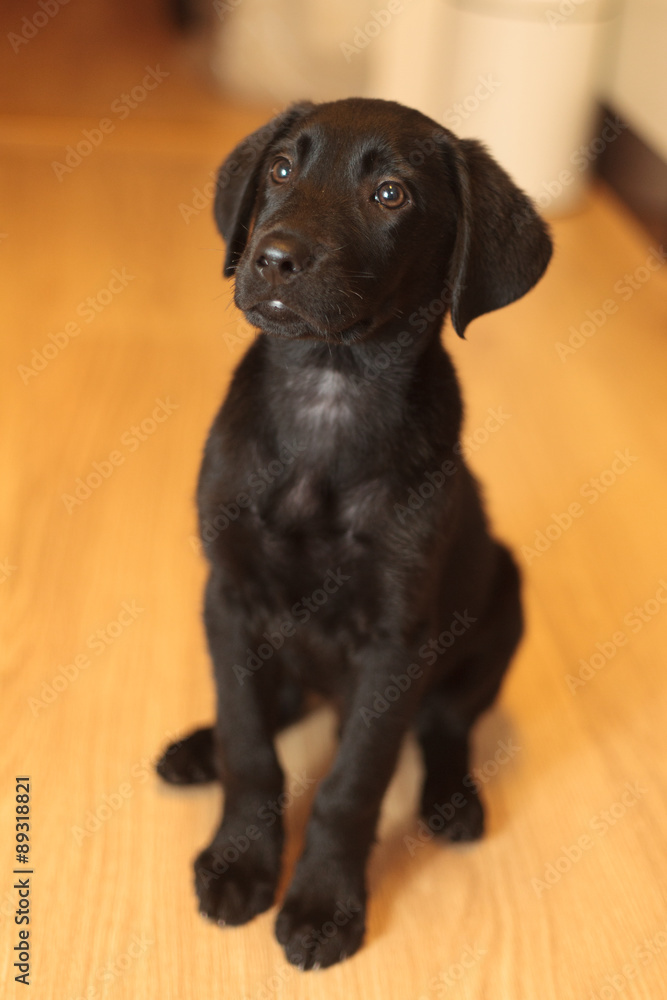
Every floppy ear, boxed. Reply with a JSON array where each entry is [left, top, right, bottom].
[[442, 135, 553, 337], [214, 101, 315, 277]]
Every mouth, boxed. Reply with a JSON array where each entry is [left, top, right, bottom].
[[240, 295, 377, 344], [243, 297, 313, 336], [243, 291, 350, 340], [256, 298, 299, 320]]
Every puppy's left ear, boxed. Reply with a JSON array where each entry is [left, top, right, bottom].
[[214, 101, 315, 276], [441, 135, 553, 337]]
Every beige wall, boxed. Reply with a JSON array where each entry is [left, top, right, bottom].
[[211, 0, 666, 210], [603, 0, 667, 160]]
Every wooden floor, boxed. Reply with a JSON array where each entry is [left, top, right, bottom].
[[2, 3, 667, 998]]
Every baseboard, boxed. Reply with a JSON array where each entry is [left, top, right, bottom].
[[595, 104, 667, 244]]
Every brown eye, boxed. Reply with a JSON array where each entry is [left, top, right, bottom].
[[270, 157, 292, 184], [374, 181, 407, 208]]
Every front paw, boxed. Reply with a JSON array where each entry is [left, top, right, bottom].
[[275, 889, 366, 969], [420, 784, 485, 842], [194, 840, 280, 926]]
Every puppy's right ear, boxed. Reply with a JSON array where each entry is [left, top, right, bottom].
[[214, 102, 315, 277]]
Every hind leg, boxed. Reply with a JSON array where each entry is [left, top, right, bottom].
[[417, 695, 488, 841], [156, 676, 308, 786], [416, 544, 522, 841]]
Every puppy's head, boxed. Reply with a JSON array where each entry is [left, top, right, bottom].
[[214, 98, 552, 341]]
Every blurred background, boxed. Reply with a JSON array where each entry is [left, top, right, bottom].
[[199, 0, 667, 224], [3, 0, 665, 222], [2, 2, 667, 1000]]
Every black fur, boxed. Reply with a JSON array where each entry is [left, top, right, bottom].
[[157, 97, 552, 970]]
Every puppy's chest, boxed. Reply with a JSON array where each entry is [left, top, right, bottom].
[[212, 364, 392, 606], [255, 471, 384, 653], [280, 368, 355, 448], [251, 443, 386, 602], [262, 368, 375, 526], [261, 467, 381, 550]]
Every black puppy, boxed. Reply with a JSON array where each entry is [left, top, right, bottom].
[[158, 98, 552, 969]]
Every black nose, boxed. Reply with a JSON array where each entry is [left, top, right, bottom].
[[254, 233, 312, 286]]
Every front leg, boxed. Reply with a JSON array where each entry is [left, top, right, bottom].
[[275, 642, 424, 969], [195, 571, 285, 926]]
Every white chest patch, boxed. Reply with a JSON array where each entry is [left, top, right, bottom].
[[298, 369, 352, 426]]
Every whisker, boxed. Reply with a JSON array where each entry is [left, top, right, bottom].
[[336, 285, 363, 301]]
